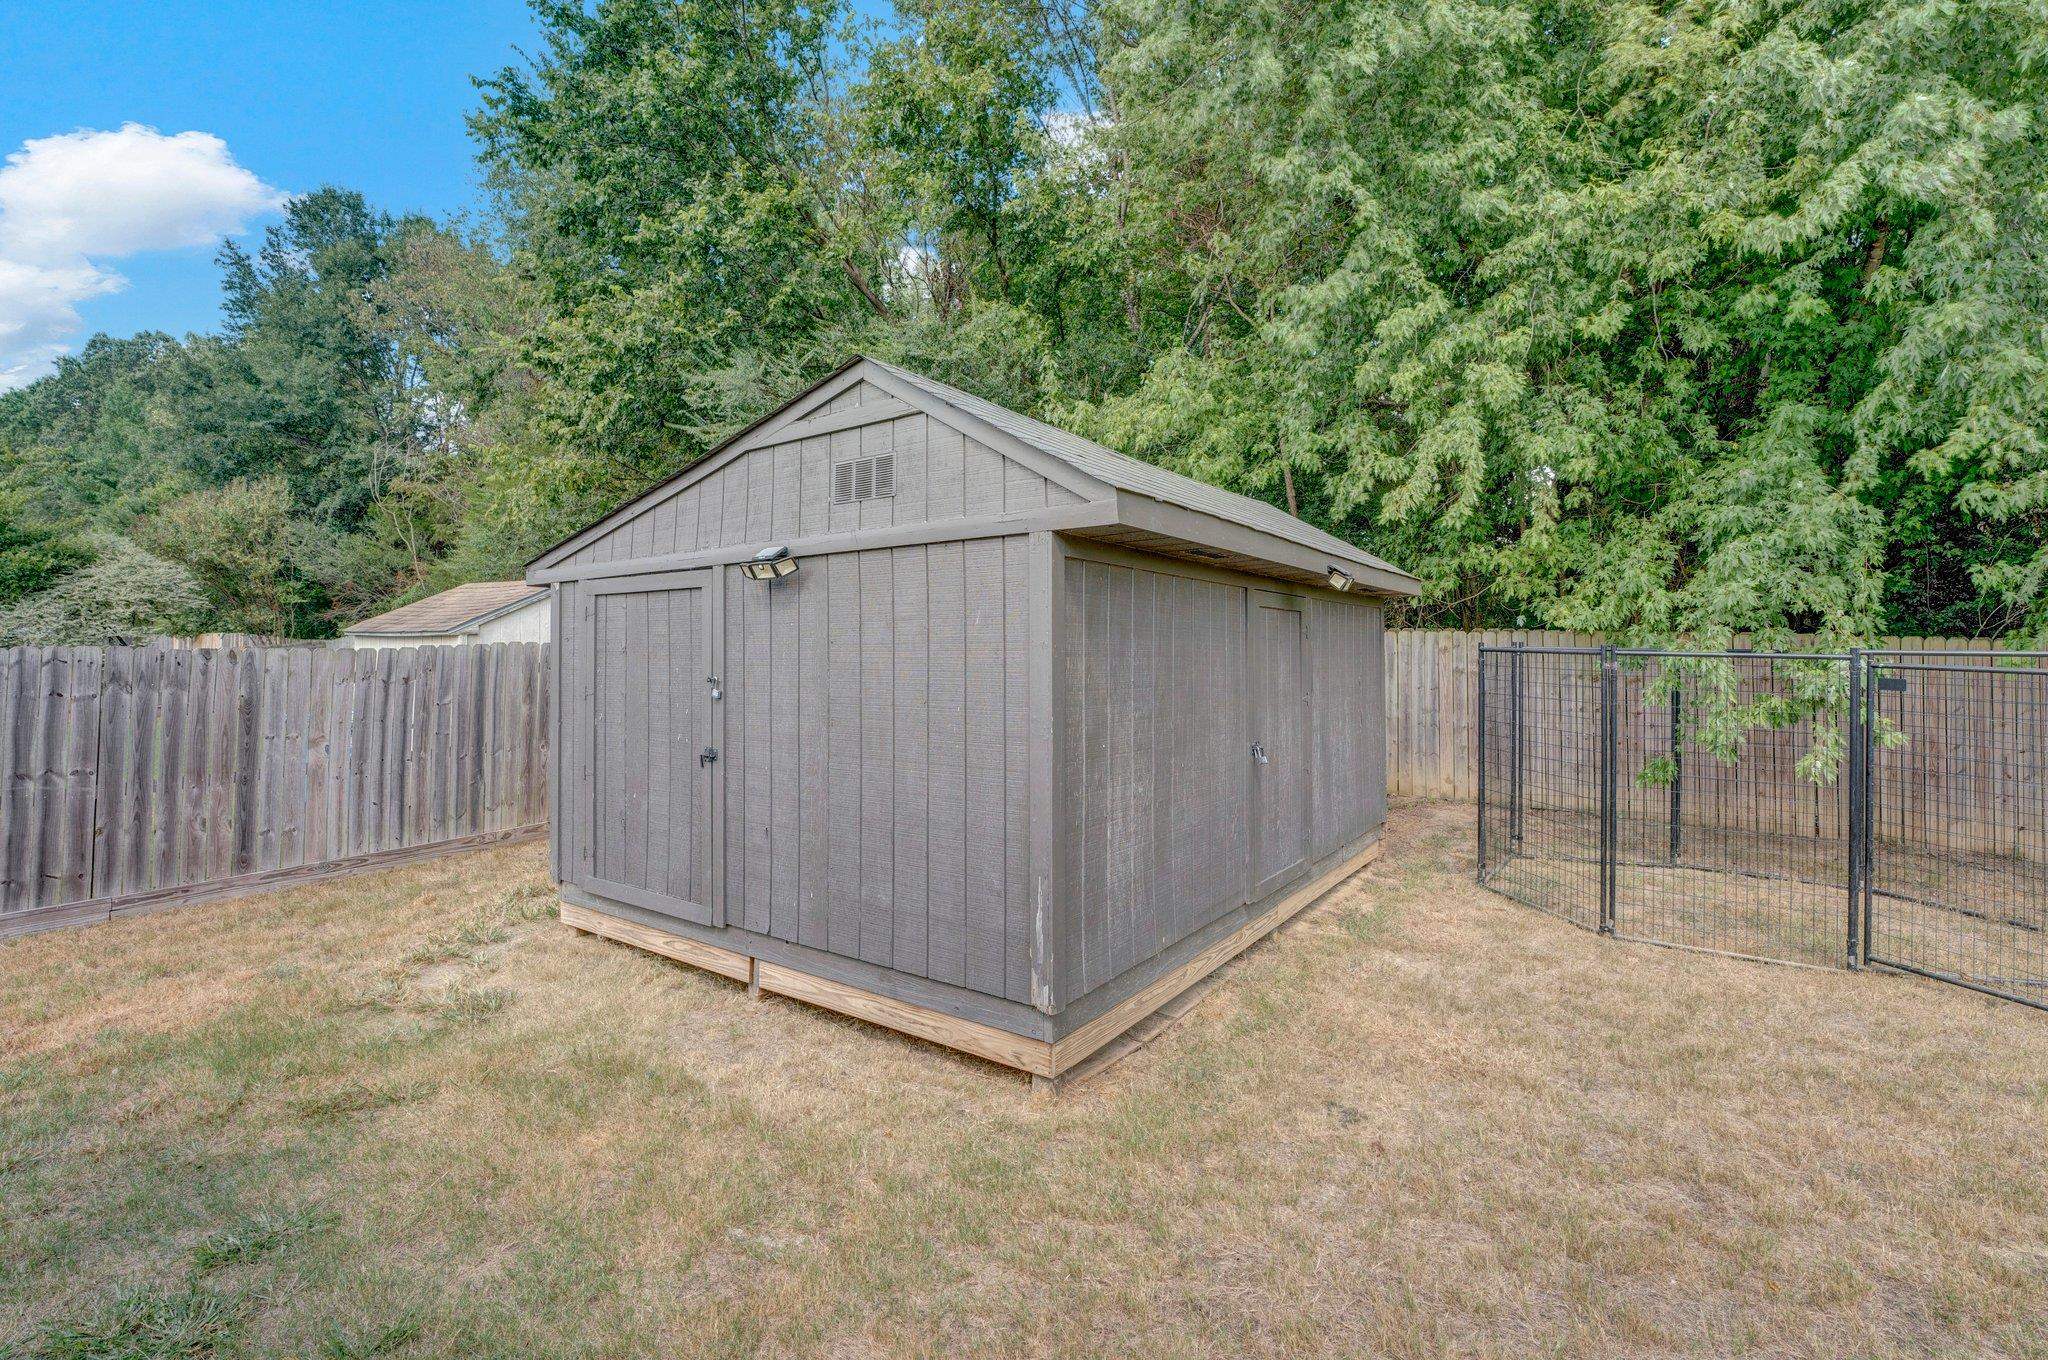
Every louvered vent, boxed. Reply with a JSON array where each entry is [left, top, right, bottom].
[[831, 453, 896, 505]]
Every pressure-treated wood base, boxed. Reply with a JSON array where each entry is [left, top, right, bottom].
[[561, 838, 1382, 1082]]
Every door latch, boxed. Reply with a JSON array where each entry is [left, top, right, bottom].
[[708, 674, 722, 701], [1250, 741, 1268, 765], [700, 746, 719, 767]]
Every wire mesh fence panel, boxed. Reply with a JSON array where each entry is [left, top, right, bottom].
[[1610, 653, 1850, 968], [1866, 657, 2048, 1008], [1477, 645, 2048, 1010], [1477, 647, 1603, 930]]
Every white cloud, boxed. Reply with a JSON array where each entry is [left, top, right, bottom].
[[0, 256, 121, 390], [0, 124, 285, 390]]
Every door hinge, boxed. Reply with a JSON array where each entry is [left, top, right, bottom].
[[700, 746, 719, 766]]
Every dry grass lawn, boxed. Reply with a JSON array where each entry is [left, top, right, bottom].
[[5, 802, 2048, 1359]]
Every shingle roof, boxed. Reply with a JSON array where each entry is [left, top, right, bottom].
[[346, 581, 548, 637], [866, 358, 1416, 586]]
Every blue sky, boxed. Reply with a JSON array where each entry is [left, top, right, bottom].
[[0, 0, 542, 383]]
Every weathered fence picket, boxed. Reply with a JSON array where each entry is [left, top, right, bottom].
[[0, 641, 550, 939]]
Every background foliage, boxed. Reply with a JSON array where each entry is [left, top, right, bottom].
[[2, 0, 2042, 644]]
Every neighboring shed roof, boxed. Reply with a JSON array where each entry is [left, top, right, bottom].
[[864, 358, 1414, 588], [345, 581, 548, 637]]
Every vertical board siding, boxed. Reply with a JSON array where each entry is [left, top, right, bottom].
[[1309, 598, 1387, 859], [1054, 559, 1389, 1008], [562, 405, 1078, 568], [0, 641, 551, 937], [1059, 558, 1257, 1000], [1250, 600, 1310, 888], [716, 538, 1036, 1003], [927, 542, 969, 987], [963, 537, 1008, 995]]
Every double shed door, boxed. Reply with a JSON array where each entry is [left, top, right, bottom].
[[580, 569, 722, 926], [1249, 589, 1312, 901]]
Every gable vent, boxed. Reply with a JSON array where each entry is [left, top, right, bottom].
[[832, 453, 895, 505]]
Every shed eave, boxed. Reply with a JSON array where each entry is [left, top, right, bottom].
[[342, 626, 481, 640], [446, 594, 547, 631], [1104, 492, 1422, 597]]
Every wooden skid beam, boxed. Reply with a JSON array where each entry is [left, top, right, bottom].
[[1048, 838, 1382, 1076], [755, 962, 1055, 1076], [558, 836, 1382, 1083], [561, 902, 750, 982]]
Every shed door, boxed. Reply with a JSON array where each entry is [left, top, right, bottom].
[[583, 570, 720, 926], [1249, 591, 1311, 900]]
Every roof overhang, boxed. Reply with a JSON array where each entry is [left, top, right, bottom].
[[1096, 492, 1421, 597], [529, 491, 1419, 597]]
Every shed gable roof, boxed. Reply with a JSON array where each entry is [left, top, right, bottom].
[[527, 356, 1418, 594], [346, 581, 547, 637]]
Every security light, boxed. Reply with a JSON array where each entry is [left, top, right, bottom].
[[741, 546, 799, 582], [1326, 566, 1354, 592]]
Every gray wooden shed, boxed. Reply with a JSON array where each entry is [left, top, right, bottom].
[[527, 357, 1419, 1081]]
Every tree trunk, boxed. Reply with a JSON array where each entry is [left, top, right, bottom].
[[1861, 221, 1891, 285], [842, 256, 889, 316]]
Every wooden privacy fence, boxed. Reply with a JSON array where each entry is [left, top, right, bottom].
[[1385, 629, 2034, 800], [6, 624, 2020, 937], [0, 641, 549, 939], [1385, 630, 1597, 798]]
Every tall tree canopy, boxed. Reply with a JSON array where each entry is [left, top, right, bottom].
[[1070, 0, 2046, 644], [3, 0, 2043, 646], [0, 189, 526, 637]]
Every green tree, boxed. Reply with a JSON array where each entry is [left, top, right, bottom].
[[192, 187, 426, 524], [1060, 0, 2045, 643], [0, 485, 90, 606], [0, 191, 523, 637], [0, 535, 210, 646], [5, 0, 2044, 650], [471, 0, 876, 525], [864, 0, 1056, 310], [132, 477, 343, 636]]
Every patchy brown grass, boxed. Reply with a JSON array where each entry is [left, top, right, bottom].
[[5, 802, 2048, 1359]]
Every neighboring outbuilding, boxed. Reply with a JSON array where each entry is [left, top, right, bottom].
[[337, 581, 550, 650], [527, 356, 1419, 1083]]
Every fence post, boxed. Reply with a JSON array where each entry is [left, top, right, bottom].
[[1846, 649, 1866, 968], [1476, 648, 1488, 878], [1510, 643, 1525, 851], [1668, 675, 1682, 864], [1599, 645, 1618, 935], [1861, 655, 1876, 966], [1851, 647, 1867, 966]]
